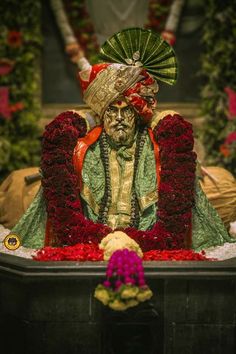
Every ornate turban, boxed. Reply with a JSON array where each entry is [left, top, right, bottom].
[[78, 28, 178, 123], [78, 63, 159, 122]]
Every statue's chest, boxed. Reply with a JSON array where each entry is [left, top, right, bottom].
[[81, 135, 158, 229]]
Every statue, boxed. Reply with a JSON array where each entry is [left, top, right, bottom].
[[11, 28, 235, 252]]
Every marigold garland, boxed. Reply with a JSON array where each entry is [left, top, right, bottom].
[[41, 111, 196, 251]]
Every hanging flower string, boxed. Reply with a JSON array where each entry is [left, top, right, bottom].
[[94, 249, 153, 311], [34, 245, 212, 312], [41, 111, 112, 247], [52, 0, 183, 68], [161, 0, 185, 46], [146, 0, 185, 46]]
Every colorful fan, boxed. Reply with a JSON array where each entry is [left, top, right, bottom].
[[100, 27, 178, 85]]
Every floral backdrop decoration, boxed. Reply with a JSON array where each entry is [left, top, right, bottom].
[[200, 0, 236, 176], [0, 0, 42, 180]]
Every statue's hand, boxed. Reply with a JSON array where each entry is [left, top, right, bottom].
[[99, 231, 143, 261]]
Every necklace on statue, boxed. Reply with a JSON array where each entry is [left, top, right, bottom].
[[98, 127, 147, 228]]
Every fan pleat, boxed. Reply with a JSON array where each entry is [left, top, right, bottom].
[[100, 28, 177, 85], [144, 45, 166, 64], [147, 51, 176, 66]]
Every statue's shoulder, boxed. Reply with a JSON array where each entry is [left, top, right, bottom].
[[42, 110, 88, 151], [150, 110, 180, 129], [69, 109, 100, 132], [46, 108, 99, 134], [148, 110, 195, 154], [74, 126, 102, 153]]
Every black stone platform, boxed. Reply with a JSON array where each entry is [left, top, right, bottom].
[[0, 253, 236, 354]]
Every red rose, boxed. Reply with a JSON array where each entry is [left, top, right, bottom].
[[7, 31, 23, 47], [41, 110, 195, 252]]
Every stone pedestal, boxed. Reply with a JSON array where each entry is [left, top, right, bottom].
[[0, 253, 235, 354]]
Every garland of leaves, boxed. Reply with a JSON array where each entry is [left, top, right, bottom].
[[41, 111, 196, 251], [200, 0, 236, 176], [0, 0, 42, 181]]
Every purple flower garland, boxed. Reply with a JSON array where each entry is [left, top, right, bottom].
[[94, 249, 153, 310]]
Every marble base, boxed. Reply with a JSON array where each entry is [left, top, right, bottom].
[[0, 253, 236, 354]]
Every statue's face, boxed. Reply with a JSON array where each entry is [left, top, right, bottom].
[[103, 99, 136, 145]]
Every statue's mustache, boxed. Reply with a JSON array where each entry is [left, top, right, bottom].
[[110, 121, 133, 130]]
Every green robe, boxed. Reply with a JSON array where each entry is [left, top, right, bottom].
[[12, 133, 235, 250]]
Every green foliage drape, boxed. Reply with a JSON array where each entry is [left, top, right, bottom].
[[0, 0, 42, 180], [200, 0, 236, 176]]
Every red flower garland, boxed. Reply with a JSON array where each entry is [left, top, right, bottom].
[[41, 112, 196, 251], [143, 249, 211, 261], [34, 244, 211, 262], [34, 243, 104, 262], [124, 114, 196, 250], [41, 111, 111, 247]]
